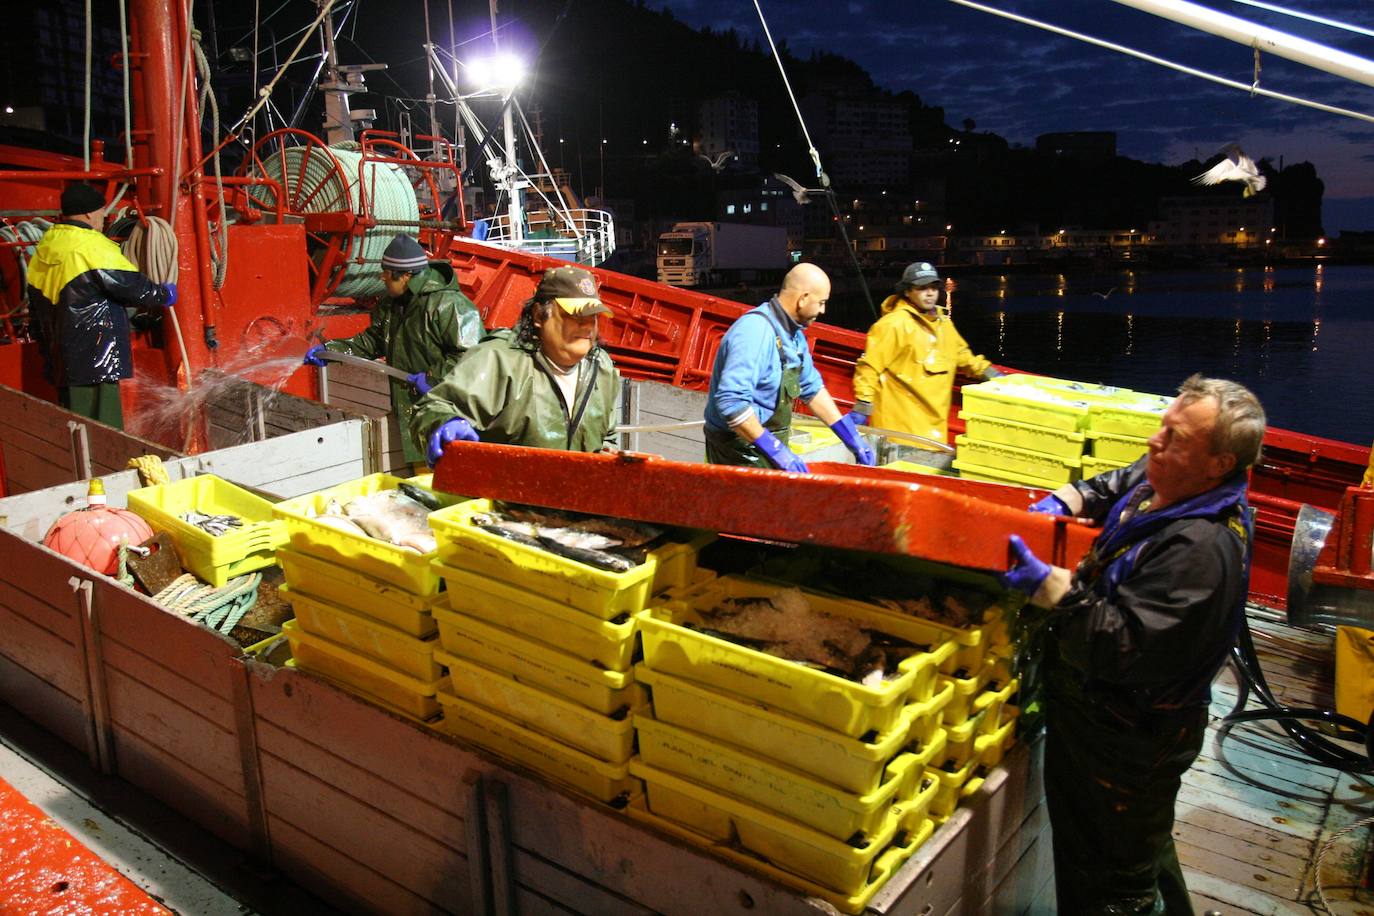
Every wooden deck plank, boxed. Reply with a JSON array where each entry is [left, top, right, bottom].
[[1175, 838, 1304, 901], [1175, 802, 1313, 861], [1180, 871, 1313, 915], [1173, 820, 1309, 883]]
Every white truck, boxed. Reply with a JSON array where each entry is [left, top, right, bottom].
[[656, 221, 789, 288]]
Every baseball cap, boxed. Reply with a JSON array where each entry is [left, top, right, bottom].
[[537, 265, 611, 317], [897, 261, 941, 289]]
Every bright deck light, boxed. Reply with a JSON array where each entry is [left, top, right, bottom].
[[468, 53, 526, 89]]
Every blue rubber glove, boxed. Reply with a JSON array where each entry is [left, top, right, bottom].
[[753, 430, 809, 474], [1028, 493, 1069, 516], [303, 344, 328, 368], [831, 413, 877, 466], [426, 417, 479, 467], [407, 371, 432, 395], [850, 402, 872, 427], [160, 282, 178, 306], [997, 535, 1052, 598]]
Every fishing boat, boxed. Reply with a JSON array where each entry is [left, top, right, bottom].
[[0, 0, 1370, 913]]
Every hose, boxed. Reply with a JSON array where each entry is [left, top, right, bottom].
[[251, 142, 419, 299], [0, 218, 52, 323]]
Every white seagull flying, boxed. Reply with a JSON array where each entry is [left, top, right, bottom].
[[773, 172, 822, 205], [1192, 144, 1267, 197], [698, 150, 735, 173]]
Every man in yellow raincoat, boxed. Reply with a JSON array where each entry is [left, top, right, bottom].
[[851, 262, 999, 469]]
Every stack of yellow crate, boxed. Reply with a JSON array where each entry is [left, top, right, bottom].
[[271, 474, 461, 722], [424, 499, 713, 805], [627, 573, 1015, 914], [955, 376, 1169, 487]]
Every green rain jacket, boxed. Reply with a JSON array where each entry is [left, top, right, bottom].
[[325, 261, 483, 463], [409, 329, 621, 454]]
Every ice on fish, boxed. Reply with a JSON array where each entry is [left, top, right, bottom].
[[304, 490, 437, 553]]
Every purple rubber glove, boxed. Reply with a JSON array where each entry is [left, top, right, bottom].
[[1028, 493, 1069, 516], [426, 417, 479, 467], [753, 429, 809, 474], [160, 282, 178, 306], [303, 344, 328, 368], [850, 402, 872, 427], [407, 371, 432, 395], [831, 413, 877, 466], [997, 534, 1052, 597]]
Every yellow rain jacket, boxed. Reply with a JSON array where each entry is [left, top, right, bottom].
[[852, 294, 992, 442]]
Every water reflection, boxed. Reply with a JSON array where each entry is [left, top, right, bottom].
[[943, 265, 1373, 442]]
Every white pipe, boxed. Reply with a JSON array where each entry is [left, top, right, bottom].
[[1112, 0, 1374, 88]]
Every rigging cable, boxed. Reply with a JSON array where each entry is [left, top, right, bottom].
[[751, 0, 876, 318], [947, 0, 1374, 126], [118, 0, 132, 167], [1230, 0, 1374, 39], [83, 0, 92, 170]]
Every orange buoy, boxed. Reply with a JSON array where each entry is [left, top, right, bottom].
[[42, 479, 154, 577]]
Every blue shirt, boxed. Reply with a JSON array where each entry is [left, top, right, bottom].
[[704, 299, 825, 432]]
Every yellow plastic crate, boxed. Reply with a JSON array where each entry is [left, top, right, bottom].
[[282, 620, 442, 720], [958, 412, 1086, 459], [274, 474, 463, 596], [435, 691, 640, 804], [927, 758, 978, 818], [637, 664, 946, 795], [959, 379, 1092, 432], [433, 604, 641, 716], [432, 560, 640, 671], [429, 499, 710, 618], [441, 652, 638, 763], [938, 661, 994, 728], [635, 715, 916, 840], [126, 474, 286, 587], [955, 436, 1082, 485], [952, 457, 1063, 489], [1088, 429, 1151, 463], [999, 374, 1135, 405], [898, 772, 940, 832], [1081, 454, 1130, 480], [642, 588, 924, 739], [281, 585, 441, 681], [661, 575, 959, 705], [788, 423, 840, 456], [631, 759, 905, 897], [282, 660, 430, 723], [939, 711, 989, 772], [973, 676, 1019, 736], [880, 459, 944, 476], [976, 714, 1018, 769], [277, 547, 440, 638], [625, 796, 928, 916], [1088, 396, 1169, 438]]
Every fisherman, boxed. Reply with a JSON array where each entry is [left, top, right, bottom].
[[304, 234, 483, 469], [411, 265, 621, 465], [25, 182, 176, 430], [851, 261, 1000, 470], [999, 374, 1265, 914], [703, 263, 875, 472]]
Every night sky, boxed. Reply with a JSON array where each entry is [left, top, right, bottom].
[[646, 0, 1374, 231]]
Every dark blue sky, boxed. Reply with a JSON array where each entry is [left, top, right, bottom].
[[649, 0, 1374, 230]]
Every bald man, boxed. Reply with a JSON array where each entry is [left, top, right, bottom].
[[703, 263, 875, 472]]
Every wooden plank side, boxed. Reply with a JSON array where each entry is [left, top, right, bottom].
[[94, 581, 241, 694], [191, 421, 369, 498], [1175, 784, 1319, 842], [1173, 829, 1305, 896], [0, 572, 80, 644], [267, 818, 445, 916], [512, 850, 657, 916], [258, 753, 470, 906], [0, 596, 85, 697], [255, 720, 469, 850], [1175, 801, 1313, 862], [103, 665, 243, 792], [3, 444, 73, 495], [248, 664, 492, 804], [1181, 871, 1311, 916], [0, 652, 89, 753], [111, 724, 252, 851]]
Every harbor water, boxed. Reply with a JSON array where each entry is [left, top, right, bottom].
[[929, 264, 1373, 446]]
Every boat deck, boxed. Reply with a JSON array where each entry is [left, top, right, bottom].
[[1182, 611, 1373, 914]]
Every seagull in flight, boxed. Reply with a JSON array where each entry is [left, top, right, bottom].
[[1192, 144, 1267, 197], [1092, 287, 1116, 300], [698, 150, 735, 173], [772, 172, 827, 205]]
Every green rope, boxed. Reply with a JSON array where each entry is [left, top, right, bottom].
[[153, 572, 261, 634]]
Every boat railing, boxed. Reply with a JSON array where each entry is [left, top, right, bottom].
[[484, 208, 616, 266]]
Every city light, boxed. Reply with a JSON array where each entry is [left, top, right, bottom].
[[1317, 238, 1327, 247], [3, 106, 12, 115]]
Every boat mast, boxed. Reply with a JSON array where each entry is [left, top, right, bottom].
[[1111, 0, 1374, 88]]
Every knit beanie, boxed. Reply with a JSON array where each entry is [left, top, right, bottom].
[[61, 183, 107, 217], [381, 234, 429, 274]]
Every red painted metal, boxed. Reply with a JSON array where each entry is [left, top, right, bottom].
[[0, 775, 169, 914], [431, 444, 1099, 573], [1310, 485, 1374, 597]]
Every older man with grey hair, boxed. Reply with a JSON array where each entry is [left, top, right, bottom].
[[999, 374, 1265, 915]]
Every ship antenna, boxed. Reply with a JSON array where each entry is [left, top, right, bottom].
[[752, 0, 876, 319]]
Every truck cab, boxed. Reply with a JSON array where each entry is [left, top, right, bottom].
[[656, 228, 708, 287]]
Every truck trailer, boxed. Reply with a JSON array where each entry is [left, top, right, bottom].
[[656, 221, 790, 288]]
